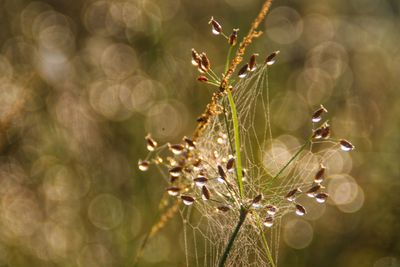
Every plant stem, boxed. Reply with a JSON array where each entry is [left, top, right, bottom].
[[218, 207, 248, 267], [222, 98, 234, 154], [225, 46, 234, 74], [226, 87, 244, 198], [267, 140, 310, 186], [255, 215, 276, 267]]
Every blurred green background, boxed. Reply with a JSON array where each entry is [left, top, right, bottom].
[[0, 0, 399, 266]]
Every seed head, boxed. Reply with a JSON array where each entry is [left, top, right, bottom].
[[312, 105, 328, 123], [197, 76, 208, 82], [251, 194, 263, 208], [226, 157, 235, 172], [339, 139, 355, 151], [166, 186, 180, 196], [286, 188, 301, 202], [168, 143, 185, 155], [200, 52, 211, 72], [312, 123, 330, 139], [209, 16, 222, 35], [295, 204, 306, 216], [315, 192, 329, 203], [265, 50, 280, 65], [229, 28, 239, 46], [138, 159, 150, 171], [145, 134, 157, 151], [248, 54, 258, 72], [201, 186, 211, 201], [265, 204, 278, 216], [169, 166, 183, 177], [181, 195, 195, 206], [314, 164, 326, 184], [238, 63, 249, 78], [191, 48, 201, 66], [306, 184, 322, 198], [194, 176, 208, 187], [217, 165, 226, 183], [263, 216, 274, 227]]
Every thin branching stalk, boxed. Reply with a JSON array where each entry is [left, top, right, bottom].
[[255, 215, 276, 267], [267, 140, 311, 186], [222, 98, 234, 154], [226, 88, 244, 198], [225, 46, 234, 74], [218, 207, 248, 267]]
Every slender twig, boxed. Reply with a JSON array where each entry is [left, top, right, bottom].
[[225, 46, 234, 74], [267, 141, 310, 186], [255, 214, 276, 267], [222, 98, 234, 154], [218, 207, 248, 267], [226, 88, 244, 198]]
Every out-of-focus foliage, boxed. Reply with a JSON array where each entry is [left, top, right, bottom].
[[0, 0, 398, 266]]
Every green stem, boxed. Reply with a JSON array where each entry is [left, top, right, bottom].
[[222, 98, 234, 154], [225, 46, 234, 74], [255, 215, 276, 267], [218, 207, 248, 267], [227, 88, 244, 198], [267, 141, 310, 185]]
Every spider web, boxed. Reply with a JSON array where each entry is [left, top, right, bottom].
[[174, 62, 342, 267]]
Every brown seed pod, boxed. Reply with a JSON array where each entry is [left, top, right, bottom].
[[191, 48, 201, 66], [286, 188, 301, 202], [209, 16, 222, 35], [312, 123, 330, 139], [197, 76, 208, 82], [315, 192, 329, 203], [339, 139, 355, 151], [192, 158, 202, 171], [238, 63, 249, 78], [248, 53, 258, 72], [226, 157, 235, 172], [166, 187, 180, 196], [229, 28, 239, 46], [252, 194, 263, 208], [217, 165, 226, 183], [169, 166, 183, 177], [312, 105, 328, 123], [183, 136, 196, 150], [181, 195, 195, 206], [168, 143, 185, 155], [314, 164, 326, 184], [138, 160, 150, 171], [265, 50, 280, 65], [320, 124, 331, 139], [145, 134, 158, 151], [200, 53, 211, 72], [295, 204, 306, 216], [265, 204, 278, 216], [201, 186, 210, 201], [263, 216, 274, 227], [193, 176, 208, 187], [306, 184, 322, 197]]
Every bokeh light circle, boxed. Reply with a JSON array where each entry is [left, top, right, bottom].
[[88, 194, 124, 230]]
